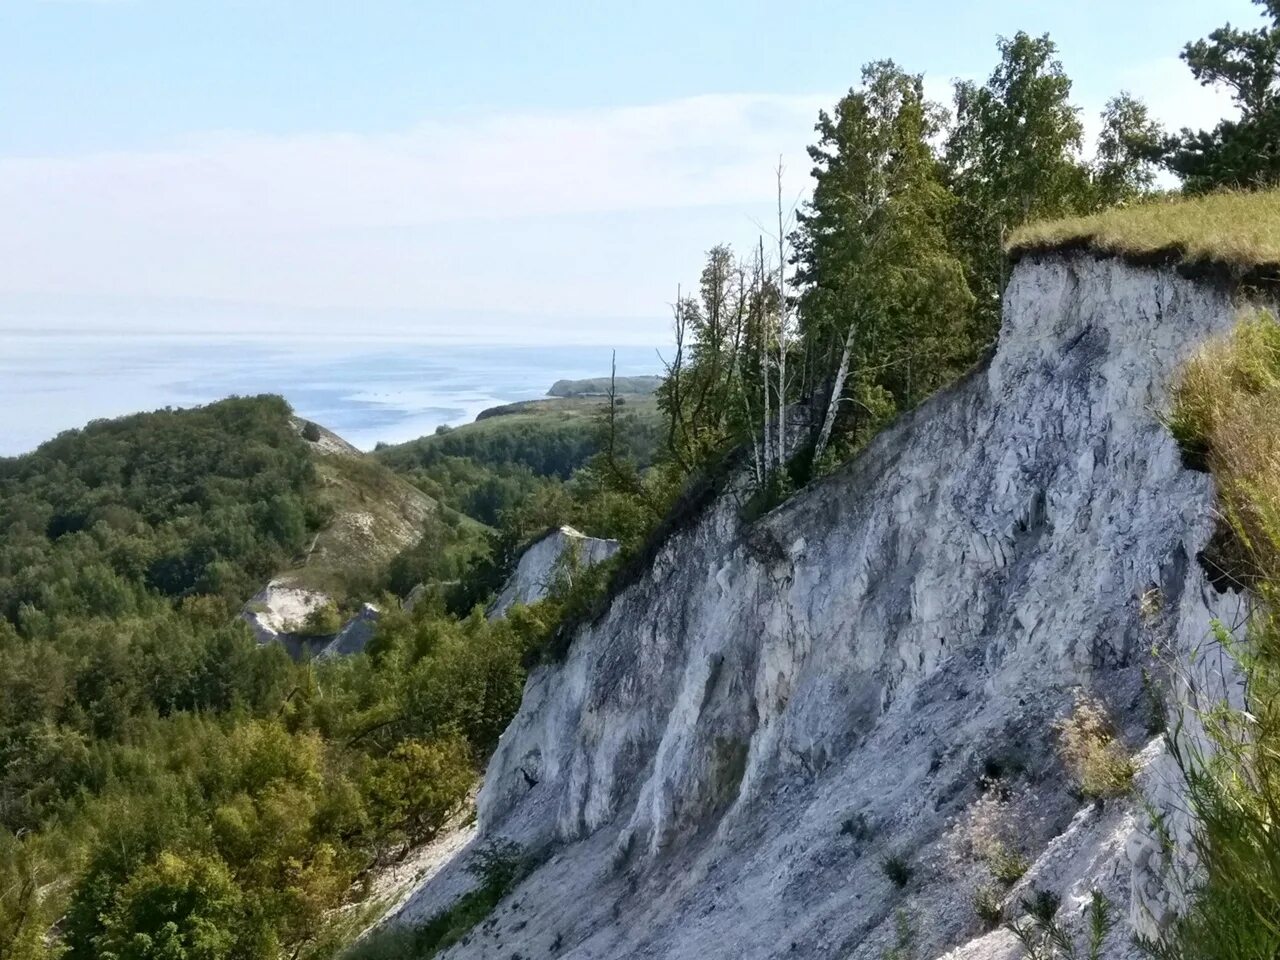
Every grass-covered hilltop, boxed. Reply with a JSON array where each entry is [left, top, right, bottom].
[[1009, 189, 1280, 280], [6, 0, 1280, 958]]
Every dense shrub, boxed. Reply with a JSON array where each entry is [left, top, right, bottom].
[[881, 854, 912, 888], [974, 885, 1004, 929]]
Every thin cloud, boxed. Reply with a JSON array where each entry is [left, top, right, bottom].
[[0, 70, 1239, 338], [0, 94, 826, 328]]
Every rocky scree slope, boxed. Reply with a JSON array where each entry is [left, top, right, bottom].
[[393, 253, 1249, 959]]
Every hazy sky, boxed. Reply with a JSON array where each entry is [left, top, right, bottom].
[[0, 0, 1251, 345]]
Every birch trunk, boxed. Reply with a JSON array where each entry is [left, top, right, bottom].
[[775, 167, 787, 468], [761, 356, 773, 473], [812, 321, 855, 466]]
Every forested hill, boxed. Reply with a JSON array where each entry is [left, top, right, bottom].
[[0, 394, 324, 621], [374, 393, 663, 530], [0, 394, 465, 620], [0, 394, 547, 960]]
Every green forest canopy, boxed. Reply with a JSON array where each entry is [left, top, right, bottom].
[[7, 3, 1280, 957]]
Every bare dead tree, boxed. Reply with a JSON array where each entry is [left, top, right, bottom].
[[658, 285, 691, 473]]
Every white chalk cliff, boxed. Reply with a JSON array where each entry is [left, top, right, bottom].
[[489, 526, 621, 618], [390, 253, 1249, 959]]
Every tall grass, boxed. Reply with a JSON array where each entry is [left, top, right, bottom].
[[1144, 311, 1280, 958]]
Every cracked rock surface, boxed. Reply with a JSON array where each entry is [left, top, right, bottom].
[[392, 254, 1250, 959]]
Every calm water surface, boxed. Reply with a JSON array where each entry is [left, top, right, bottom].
[[0, 333, 663, 456]]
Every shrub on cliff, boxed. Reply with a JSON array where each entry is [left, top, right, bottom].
[[1144, 311, 1280, 959], [1056, 695, 1135, 800]]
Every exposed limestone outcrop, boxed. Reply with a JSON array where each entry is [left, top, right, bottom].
[[241, 583, 380, 659], [390, 254, 1250, 959], [320, 602, 381, 657], [240, 579, 334, 658], [489, 526, 621, 618]]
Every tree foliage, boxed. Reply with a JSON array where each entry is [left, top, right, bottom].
[[0, 398, 547, 959], [944, 32, 1092, 342], [795, 61, 974, 463], [1170, 0, 1280, 191], [1094, 93, 1167, 206]]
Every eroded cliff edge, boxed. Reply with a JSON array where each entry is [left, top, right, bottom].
[[395, 253, 1250, 959]]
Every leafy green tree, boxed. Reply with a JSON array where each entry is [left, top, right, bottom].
[[657, 246, 753, 470], [944, 32, 1090, 341], [794, 60, 974, 465], [0, 833, 59, 960], [1093, 93, 1166, 206], [1169, 0, 1280, 191], [94, 851, 243, 960], [370, 736, 472, 850]]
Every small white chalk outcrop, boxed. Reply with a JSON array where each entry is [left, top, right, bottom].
[[489, 526, 621, 619]]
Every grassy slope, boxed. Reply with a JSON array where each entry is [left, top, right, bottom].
[[284, 419, 484, 596], [474, 396, 651, 423], [1156, 312, 1280, 957], [1008, 189, 1280, 278]]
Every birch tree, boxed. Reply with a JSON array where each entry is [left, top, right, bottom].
[[795, 60, 973, 468]]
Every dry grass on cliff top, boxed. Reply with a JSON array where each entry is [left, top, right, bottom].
[[1007, 189, 1280, 278]]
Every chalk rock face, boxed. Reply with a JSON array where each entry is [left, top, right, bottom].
[[489, 526, 621, 618], [240, 580, 331, 646], [242, 582, 379, 659], [393, 254, 1250, 959], [320, 602, 381, 658]]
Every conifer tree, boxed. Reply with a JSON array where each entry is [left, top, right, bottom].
[[793, 61, 973, 466]]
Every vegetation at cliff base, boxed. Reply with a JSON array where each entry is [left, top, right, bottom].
[[342, 841, 533, 960]]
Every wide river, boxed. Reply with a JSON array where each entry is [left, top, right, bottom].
[[0, 332, 663, 456]]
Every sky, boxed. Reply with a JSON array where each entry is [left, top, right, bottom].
[[0, 0, 1254, 346]]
